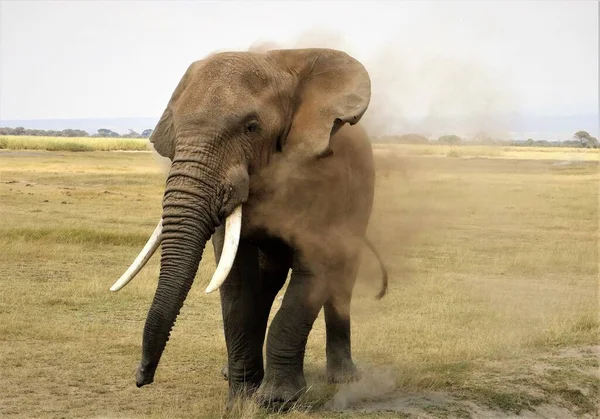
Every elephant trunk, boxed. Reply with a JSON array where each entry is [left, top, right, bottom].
[[136, 158, 221, 387]]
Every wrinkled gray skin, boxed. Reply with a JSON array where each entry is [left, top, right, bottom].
[[135, 48, 379, 407]]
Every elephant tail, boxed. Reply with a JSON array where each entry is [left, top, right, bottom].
[[363, 237, 388, 299]]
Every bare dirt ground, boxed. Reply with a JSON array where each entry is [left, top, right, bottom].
[[324, 345, 599, 418]]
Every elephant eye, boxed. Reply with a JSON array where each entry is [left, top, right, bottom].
[[245, 121, 260, 134]]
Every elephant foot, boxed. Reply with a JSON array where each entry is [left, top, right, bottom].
[[255, 371, 307, 410], [223, 366, 264, 409], [326, 361, 360, 384], [225, 384, 259, 411]]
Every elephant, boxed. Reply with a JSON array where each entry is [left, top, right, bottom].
[[109, 47, 388, 407]]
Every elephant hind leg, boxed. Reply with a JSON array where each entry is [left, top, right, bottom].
[[324, 296, 359, 383], [324, 255, 361, 384]]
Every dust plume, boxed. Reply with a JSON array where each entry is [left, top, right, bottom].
[[250, 26, 517, 141], [244, 25, 516, 286], [242, 123, 383, 302], [148, 142, 171, 178], [324, 365, 397, 410]]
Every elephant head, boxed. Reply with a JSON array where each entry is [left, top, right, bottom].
[[110, 48, 371, 387]]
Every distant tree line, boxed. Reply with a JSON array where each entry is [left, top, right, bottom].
[[1, 126, 597, 148], [0, 127, 154, 138], [375, 130, 599, 148]]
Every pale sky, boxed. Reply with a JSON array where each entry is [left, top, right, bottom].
[[1, 0, 598, 123]]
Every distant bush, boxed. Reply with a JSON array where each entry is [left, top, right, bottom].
[[0, 127, 89, 137], [437, 134, 462, 146], [573, 131, 599, 148]]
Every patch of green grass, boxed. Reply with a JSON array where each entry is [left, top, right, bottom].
[[537, 368, 600, 415], [0, 226, 151, 246], [553, 387, 597, 415], [463, 387, 546, 414]]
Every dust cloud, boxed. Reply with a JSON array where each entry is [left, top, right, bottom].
[[251, 26, 517, 141], [244, 25, 516, 291], [242, 124, 381, 299], [324, 365, 397, 410], [148, 144, 171, 178]]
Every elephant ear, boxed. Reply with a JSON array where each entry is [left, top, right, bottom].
[[268, 48, 371, 159], [149, 108, 175, 160], [149, 62, 198, 161]]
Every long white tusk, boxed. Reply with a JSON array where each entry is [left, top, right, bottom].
[[205, 205, 242, 294], [110, 220, 163, 292]]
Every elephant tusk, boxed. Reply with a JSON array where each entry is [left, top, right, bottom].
[[110, 220, 163, 292], [205, 205, 242, 294]]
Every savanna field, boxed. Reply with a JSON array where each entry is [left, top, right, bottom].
[[0, 136, 598, 418]]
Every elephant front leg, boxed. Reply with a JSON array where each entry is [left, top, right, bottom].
[[256, 263, 328, 407], [214, 229, 290, 403], [218, 242, 265, 400]]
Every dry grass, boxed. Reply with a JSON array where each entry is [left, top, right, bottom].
[[0, 147, 598, 418], [0, 135, 149, 151], [372, 143, 600, 161]]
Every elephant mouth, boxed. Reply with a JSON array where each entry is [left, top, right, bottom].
[[109, 205, 243, 294]]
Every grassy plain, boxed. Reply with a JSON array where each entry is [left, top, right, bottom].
[[0, 144, 598, 418], [0, 135, 149, 151]]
